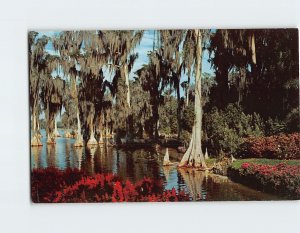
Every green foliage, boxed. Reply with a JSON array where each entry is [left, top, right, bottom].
[[285, 107, 300, 133], [181, 130, 192, 146], [209, 29, 299, 124], [130, 79, 152, 138], [181, 104, 194, 132], [265, 117, 286, 136], [203, 103, 265, 156], [56, 121, 64, 128], [159, 94, 178, 135]]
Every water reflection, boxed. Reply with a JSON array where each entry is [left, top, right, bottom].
[[46, 145, 56, 168], [178, 168, 206, 201], [162, 165, 173, 181], [30, 129, 281, 201], [31, 146, 42, 169], [73, 146, 83, 170]]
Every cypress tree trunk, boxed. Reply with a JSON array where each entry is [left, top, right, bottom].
[[45, 101, 55, 144], [46, 111, 56, 144], [31, 103, 42, 146], [124, 64, 131, 108], [176, 79, 182, 139], [64, 118, 71, 138], [186, 77, 190, 107], [73, 77, 83, 147], [98, 113, 104, 144], [74, 109, 83, 147], [124, 64, 132, 141], [87, 117, 97, 145], [251, 32, 256, 65], [53, 115, 60, 137], [179, 30, 206, 168]]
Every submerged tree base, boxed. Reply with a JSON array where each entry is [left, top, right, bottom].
[[87, 137, 98, 146], [98, 137, 104, 145], [31, 135, 43, 147], [53, 131, 61, 137], [163, 148, 174, 166], [74, 138, 84, 147], [178, 130, 207, 169], [46, 137, 56, 145], [64, 131, 72, 138]]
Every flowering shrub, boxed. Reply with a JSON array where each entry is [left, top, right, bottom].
[[238, 162, 300, 198], [239, 133, 300, 159], [31, 168, 189, 203]]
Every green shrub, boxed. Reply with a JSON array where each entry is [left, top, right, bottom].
[[203, 103, 265, 156], [265, 117, 286, 136], [182, 104, 194, 132], [285, 107, 300, 133]]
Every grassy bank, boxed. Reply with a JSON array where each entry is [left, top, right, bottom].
[[232, 158, 300, 170]]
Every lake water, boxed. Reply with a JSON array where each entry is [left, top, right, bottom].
[[30, 129, 281, 201]]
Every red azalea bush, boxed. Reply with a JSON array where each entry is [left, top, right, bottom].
[[239, 133, 300, 159], [31, 168, 190, 203], [238, 162, 300, 198], [31, 167, 84, 202]]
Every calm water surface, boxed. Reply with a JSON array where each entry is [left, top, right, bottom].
[[31, 129, 281, 201]]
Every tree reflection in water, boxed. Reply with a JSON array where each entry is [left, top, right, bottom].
[[86, 145, 97, 174], [46, 144, 56, 168], [65, 139, 71, 168], [162, 165, 174, 182], [178, 168, 206, 201], [31, 146, 42, 169], [73, 146, 83, 170]]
